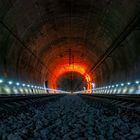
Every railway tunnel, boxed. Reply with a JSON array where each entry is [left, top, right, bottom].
[[0, 0, 140, 139]]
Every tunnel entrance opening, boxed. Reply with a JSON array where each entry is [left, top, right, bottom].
[[57, 72, 86, 92]]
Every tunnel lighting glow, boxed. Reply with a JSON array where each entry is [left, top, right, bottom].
[[93, 79, 140, 95], [112, 85, 114, 88], [121, 83, 124, 86], [8, 81, 13, 85], [128, 87, 135, 94], [92, 83, 95, 88], [4, 86, 11, 94], [49, 63, 92, 91], [0, 79, 3, 83], [16, 82, 20, 86], [127, 82, 131, 85], [0, 77, 61, 95], [135, 81, 139, 84], [22, 83, 25, 87]]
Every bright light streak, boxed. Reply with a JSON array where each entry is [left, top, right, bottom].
[[121, 83, 124, 86], [0, 79, 3, 83], [127, 82, 131, 85], [22, 83, 25, 87], [92, 83, 95, 88], [16, 82, 20, 86], [8, 81, 13, 85], [135, 81, 139, 84]]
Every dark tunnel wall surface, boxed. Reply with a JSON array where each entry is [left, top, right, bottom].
[[0, 0, 140, 90]]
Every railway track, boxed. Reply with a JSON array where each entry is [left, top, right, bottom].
[[79, 94, 140, 113], [0, 94, 65, 114], [1, 93, 139, 115], [0, 94, 139, 139]]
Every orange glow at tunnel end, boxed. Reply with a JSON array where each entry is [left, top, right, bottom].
[[48, 64, 93, 92]]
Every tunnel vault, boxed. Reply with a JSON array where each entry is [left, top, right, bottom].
[[0, 0, 140, 91]]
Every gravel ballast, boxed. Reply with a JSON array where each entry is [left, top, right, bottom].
[[0, 95, 140, 140]]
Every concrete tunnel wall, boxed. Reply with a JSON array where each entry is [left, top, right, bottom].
[[0, 0, 140, 90]]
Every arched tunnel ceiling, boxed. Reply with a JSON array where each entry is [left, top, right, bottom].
[[0, 0, 140, 90]]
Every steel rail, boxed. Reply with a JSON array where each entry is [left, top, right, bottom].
[[79, 94, 140, 113], [0, 94, 65, 113]]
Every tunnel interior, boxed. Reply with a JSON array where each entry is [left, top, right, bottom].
[[0, 0, 140, 92], [57, 72, 86, 92], [0, 1, 140, 139]]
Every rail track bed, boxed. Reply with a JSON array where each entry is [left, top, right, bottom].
[[0, 94, 65, 114], [0, 94, 139, 140], [79, 94, 140, 113]]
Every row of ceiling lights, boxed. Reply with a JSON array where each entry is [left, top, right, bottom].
[[0, 79, 44, 89], [0, 78, 67, 93], [96, 81, 140, 90]]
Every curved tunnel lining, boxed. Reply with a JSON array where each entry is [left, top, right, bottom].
[[57, 71, 87, 92], [48, 64, 92, 91]]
